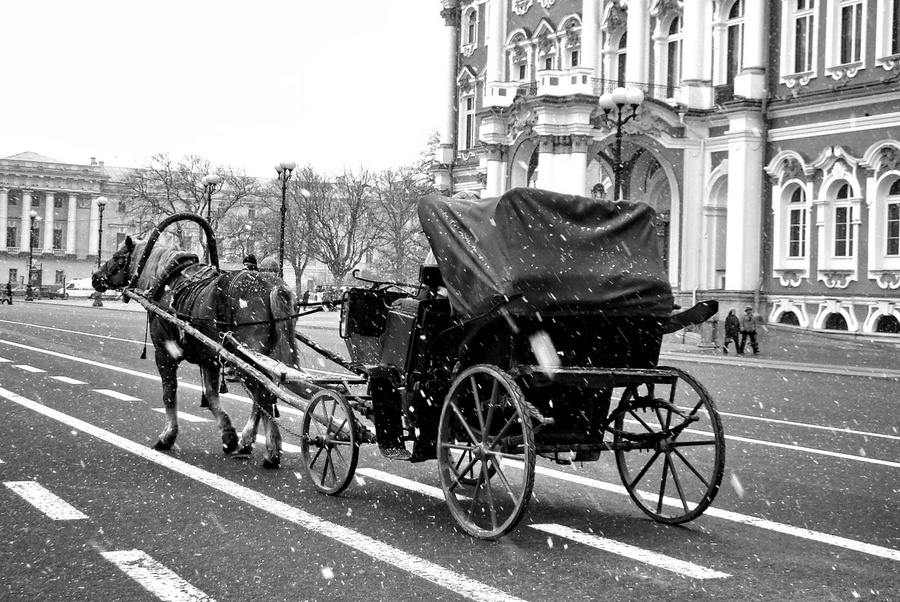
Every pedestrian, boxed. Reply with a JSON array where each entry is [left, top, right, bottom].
[[4, 281, 12, 305], [242, 254, 258, 271], [302, 290, 310, 306], [740, 305, 759, 355], [722, 308, 740, 354]]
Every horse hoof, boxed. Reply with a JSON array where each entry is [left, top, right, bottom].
[[222, 432, 239, 455], [233, 444, 253, 456], [153, 440, 172, 451], [262, 456, 281, 470]]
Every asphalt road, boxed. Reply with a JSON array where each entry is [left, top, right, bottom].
[[1, 300, 898, 601]]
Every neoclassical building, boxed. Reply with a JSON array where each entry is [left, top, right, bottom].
[[0, 152, 129, 290], [432, 0, 900, 334]]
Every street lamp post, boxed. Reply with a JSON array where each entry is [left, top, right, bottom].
[[597, 86, 645, 201], [200, 174, 223, 224], [25, 210, 40, 302], [93, 196, 108, 307], [275, 161, 297, 279]]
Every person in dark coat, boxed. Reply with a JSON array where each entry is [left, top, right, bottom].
[[243, 254, 258, 270], [4, 281, 12, 305], [722, 308, 740, 354], [301, 290, 310, 306], [740, 305, 759, 355]]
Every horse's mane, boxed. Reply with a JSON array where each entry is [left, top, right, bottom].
[[130, 240, 200, 293]]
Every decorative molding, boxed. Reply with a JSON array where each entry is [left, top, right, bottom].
[[825, 61, 862, 82], [818, 269, 855, 289], [774, 269, 805, 288], [782, 71, 814, 89], [462, 43, 476, 57], [538, 0, 556, 8], [601, 1, 627, 33], [512, 0, 533, 16], [871, 270, 900, 290]]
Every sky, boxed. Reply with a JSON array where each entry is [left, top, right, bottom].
[[0, 1, 448, 178]]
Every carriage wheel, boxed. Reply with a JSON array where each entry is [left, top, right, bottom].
[[613, 366, 725, 524], [301, 389, 359, 496], [437, 364, 536, 540]]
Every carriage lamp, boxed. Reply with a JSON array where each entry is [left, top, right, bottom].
[[25, 210, 41, 301], [598, 86, 644, 201], [93, 197, 109, 307], [201, 174, 224, 224], [275, 161, 297, 279]]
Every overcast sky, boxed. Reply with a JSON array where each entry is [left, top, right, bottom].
[[1, 1, 447, 178]]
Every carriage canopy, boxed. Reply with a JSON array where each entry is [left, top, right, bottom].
[[417, 187, 673, 321]]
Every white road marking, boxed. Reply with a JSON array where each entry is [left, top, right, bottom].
[[152, 408, 209, 423], [358, 468, 447, 499], [3, 480, 88, 520], [0, 387, 528, 602], [725, 433, 900, 468], [14, 364, 45, 373], [718, 411, 900, 442], [0, 356, 10, 362], [0, 319, 144, 346], [101, 549, 215, 602], [94, 389, 142, 402], [255, 435, 301, 454], [519, 463, 900, 563], [531, 523, 731, 579], [52, 375, 86, 385]]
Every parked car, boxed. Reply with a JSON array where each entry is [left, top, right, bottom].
[[57, 278, 117, 299]]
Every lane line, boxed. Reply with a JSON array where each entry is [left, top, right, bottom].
[[101, 549, 215, 602], [94, 389, 142, 402], [0, 356, 10, 362], [531, 523, 731, 579], [0, 387, 529, 602], [3, 481, 88, 520], [717, 411, 900, 442], [151, 408, 210, 423], [14, 364, 45, 373], [52, 375, 87, 385], [0, 319, 144, 345], [724, 433, 900, 468], [520, 463, 900, 563]]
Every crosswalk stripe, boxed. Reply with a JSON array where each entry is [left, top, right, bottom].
[[531, 523, 730, 579], [94, 389, 142, 402], [3, 481, 88, 520], [101, 550, 215, 602], [52, 375, 86, 385], [14, 364, 45, 373], [151, 408, 210, 423]]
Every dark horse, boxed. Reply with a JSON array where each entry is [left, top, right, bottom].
[[92, 234, 298, 468]]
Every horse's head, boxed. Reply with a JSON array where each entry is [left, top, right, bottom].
[[93, 236, 136, 292]]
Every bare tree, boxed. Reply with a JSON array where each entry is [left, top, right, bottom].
[[284, 165, 326, 294], [311, 168, 379, 285]]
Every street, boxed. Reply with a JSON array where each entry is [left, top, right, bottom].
[[1, 300, 899, 601]]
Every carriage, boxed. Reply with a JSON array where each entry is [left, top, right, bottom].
[[99, 188, 725, 541], [299, 187, 725, 539]]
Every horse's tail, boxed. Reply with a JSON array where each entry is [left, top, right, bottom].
[[269, 284, 299, 367]]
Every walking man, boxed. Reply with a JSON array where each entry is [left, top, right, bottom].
[[740, 305, 759, 355], [722, 308, 740, 354]]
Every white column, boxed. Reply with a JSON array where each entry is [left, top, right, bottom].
[[43, 192, 55, 251], [582, 0, 600, 77], [0, 189, 8, 249], [680, 0, 713, 108], [537, 137, 557, 192], [486, 0, 505, 82], [625, 0, 649, 84], [725, 112, 765, 290], [66, 194, 77, 255], [438, 3, 460, 166], [88, 196, 100, 261], [21, 191, 33, 249], [734, 0, 767, 99]]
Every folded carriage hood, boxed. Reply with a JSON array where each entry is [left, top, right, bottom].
[[417, 187, 674, 321]]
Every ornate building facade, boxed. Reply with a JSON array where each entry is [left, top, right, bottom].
[[433, 0, 900, 334]]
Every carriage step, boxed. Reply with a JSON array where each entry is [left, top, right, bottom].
[[378, 446, 412, 461]]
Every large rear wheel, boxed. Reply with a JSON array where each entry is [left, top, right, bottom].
[[612, 366, 725, 524], [437, 364, 536, 540], [301, 389, 359, 495]]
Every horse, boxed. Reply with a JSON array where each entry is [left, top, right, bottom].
[[92, 235, 298, 468]]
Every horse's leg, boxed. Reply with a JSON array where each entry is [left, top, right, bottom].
[[153, 346, 180, 451], [260, 396, 282, 469], [200, 364, 238, 454], [237, 382, 263, 456]]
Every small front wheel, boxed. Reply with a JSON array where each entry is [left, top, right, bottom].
[[301, 389, 359, 495], [438, 364, 536, 540], [613, 366, 725, 524]]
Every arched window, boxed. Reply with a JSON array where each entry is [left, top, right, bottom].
[[834, 182, 854, 257], [726, 0, 744, 82], [666, 17, 683, 97], [876, 314, 900, 333], [887, 178, 900, 256], [788, 186, 806, 257], [778, 311, 801, 326], [464, 9, 477, 45], [824, 312, 849, 330]]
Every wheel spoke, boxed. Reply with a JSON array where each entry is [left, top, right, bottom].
[[656, 453, 671, 514], [666, 454, 691, 513], [672, 446, 711, 488], [627, 450, 661, 489], [470, 376, 485, 433], [449, 400, 481, 445]]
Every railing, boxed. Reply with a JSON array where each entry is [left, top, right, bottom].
[[591, 78, 675, 103], [516, 81, 538, 96], [714, 83, 734, 105]]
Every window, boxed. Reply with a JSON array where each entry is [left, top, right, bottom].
[[726, 1, 744, 82], [544, 57, 554, 70], [118, 201, 127, 213], [55, 270, 65, 284], [8, 269, 18, 283], [834, 184, 853, 257], [840, 0, 863, 64], [788, 187, 807, 257], [32, 196, 40, 208], [887, 179, 900, 256], [795, 0, 815, 72], [571, 50, 579, 67], [465, 10, 477, 45], [53, 228, 63, 250], [461, 96, 476, 149], [54, 197, 63, 208], [518, 63, 527, 79], [8, 193, 17, 206], [666, 17, 683, 97], [894, 0, 900, 54], [616, 32, 627, 86], [6, 226, 17, 248]]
